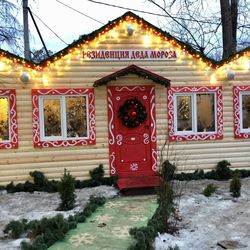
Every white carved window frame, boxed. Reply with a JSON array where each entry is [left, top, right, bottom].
[[0, 89, 18, 149], [168, 86, 223, 141], [233, 86, 250, 139], [32, 88, 96, 148]]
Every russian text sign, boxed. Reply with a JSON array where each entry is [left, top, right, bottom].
[[82, 50, 177, 61]]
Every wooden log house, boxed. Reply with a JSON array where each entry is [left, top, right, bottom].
[[0, 12, 249, 189]]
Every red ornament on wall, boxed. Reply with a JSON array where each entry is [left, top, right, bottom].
[[0, 89, 18, 149]]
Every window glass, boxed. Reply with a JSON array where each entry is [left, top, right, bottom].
[[32, 88, 96, 148], [43, 98, 62, 137], [197, 94, 215, 132], [167, 86, 223, 141], [176, 96, 192, 131], [66, 96, 87, 138], [0, 97, 9, 141], [242, 94, 250, 129]]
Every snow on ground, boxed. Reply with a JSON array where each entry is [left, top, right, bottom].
[[1, 178, 250, 250], [0, 185, 118, 250], [155, 177, 250, 250]]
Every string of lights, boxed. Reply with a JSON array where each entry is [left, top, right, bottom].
[[0, 10, 248, 85]]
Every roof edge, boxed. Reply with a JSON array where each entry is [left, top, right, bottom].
[[0, 11, 249, 69], [39, 11, 250, 68], [0, 48, 39, 69], [94, 64, 171, 87]]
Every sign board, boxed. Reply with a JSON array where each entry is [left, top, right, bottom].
[[82, 49, 177, 61]]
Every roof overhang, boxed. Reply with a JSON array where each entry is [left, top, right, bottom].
[[93, 64, 171, 87]]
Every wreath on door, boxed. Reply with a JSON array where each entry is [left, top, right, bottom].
[[118, 97, 147, 128]]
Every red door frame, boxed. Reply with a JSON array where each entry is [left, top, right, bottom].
[[107, 85, 157, 178]]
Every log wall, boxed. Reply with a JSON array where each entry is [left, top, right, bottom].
[[0, 19, 249, 184]]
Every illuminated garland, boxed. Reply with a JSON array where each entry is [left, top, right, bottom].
[[0, 48, 39, 69], [118, 98, 147, 128], [40, 11, 218, 68], [0, 12, 249, 70]]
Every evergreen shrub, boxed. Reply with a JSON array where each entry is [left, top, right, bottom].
[[215, 160, 232, 180], [230, 173, 241, 197], [4, 196, 106, 249], [3, 219, 27, 238], [29, 171, 48, 190], [129, 160, 178, 250], [89, 164, 104, 184], [202, 183, 217, 197], [4, 164, 117, 193], [57, 169, 76, 211]]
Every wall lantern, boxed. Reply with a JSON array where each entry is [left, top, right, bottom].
[[127, 25, 134, 36], [226, 70, 235, 80], [20, 72, 30, 83]]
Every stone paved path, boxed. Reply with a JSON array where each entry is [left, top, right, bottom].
[[49, 195, 157, 250]]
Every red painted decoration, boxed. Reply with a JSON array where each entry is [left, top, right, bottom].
[[32, 88, 96, 148], [233, 86, 250, 139], [107, 86, 157, 178], [167, 86, 223, 141], [0, 89, 18, 149]]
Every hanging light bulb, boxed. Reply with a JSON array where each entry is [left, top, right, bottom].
[[242, 58, 250, 70], [0, 61, 5, 71], [210, 73, 217, 84], [143, 35, 151, 47]]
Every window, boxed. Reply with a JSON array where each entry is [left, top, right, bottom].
[[32, 88, 96, 147], [0, 89, 18, 149], [233, 86, 250, 139], [167, 86, 223, 141]]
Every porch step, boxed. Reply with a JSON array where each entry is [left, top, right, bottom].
[[117, 176, 160, 190]]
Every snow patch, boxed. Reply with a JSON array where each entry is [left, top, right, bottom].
[[0, 185, 118, 250]]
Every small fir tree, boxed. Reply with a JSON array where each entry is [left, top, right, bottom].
[[203, 183, 217, 197], [154, 160, 176, 233], [58, 169, 76, 211], [230, 173, 241, 198]]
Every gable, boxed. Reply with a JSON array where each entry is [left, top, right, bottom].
[[94, 64, 171, 87], [0, 11, 249, 75], [39, 11, 215, 69]]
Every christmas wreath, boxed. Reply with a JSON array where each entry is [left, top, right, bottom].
[[118, 97, 147, 128]]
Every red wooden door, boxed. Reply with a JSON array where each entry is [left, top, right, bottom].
[[107, 86, 157, 178]]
